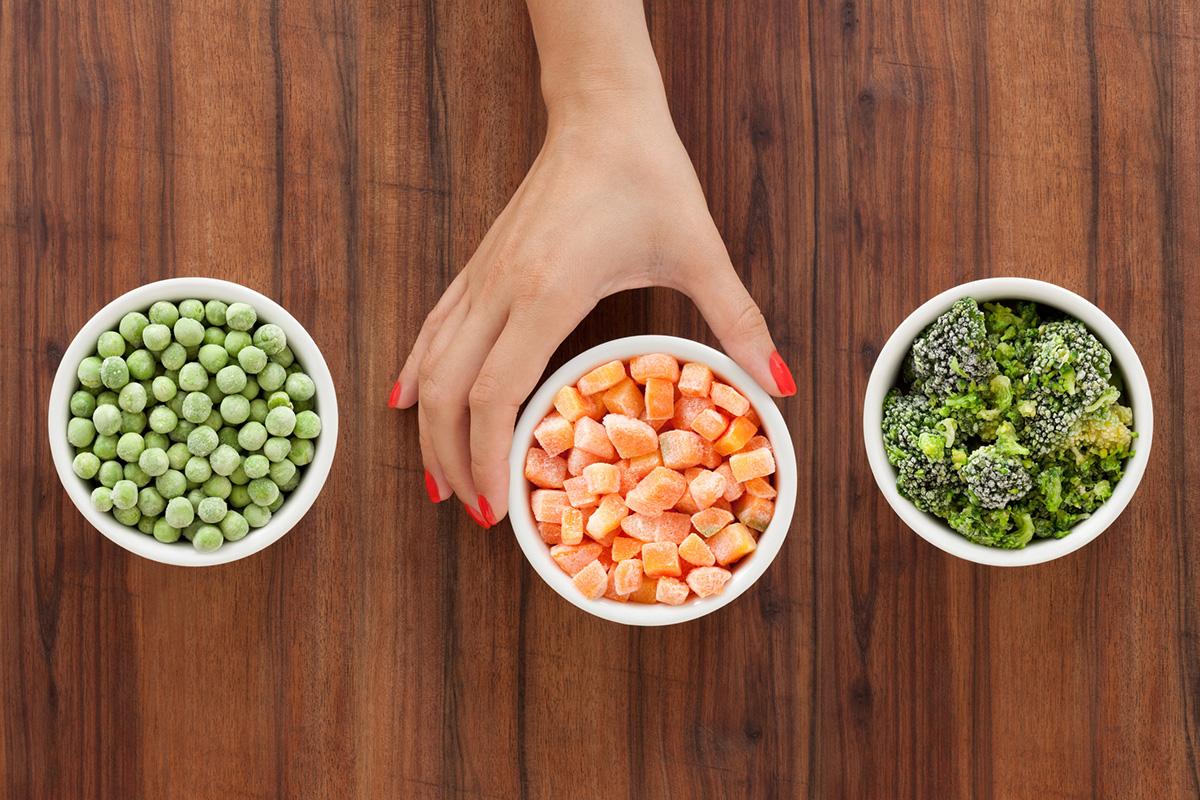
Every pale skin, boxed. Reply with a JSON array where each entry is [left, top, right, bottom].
[[391, 0, 795, 528]]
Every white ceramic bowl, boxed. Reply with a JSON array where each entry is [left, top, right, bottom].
[[863, 277, 1153, 566], [49, 277, 339, 566], [508, 335, 796, 625]]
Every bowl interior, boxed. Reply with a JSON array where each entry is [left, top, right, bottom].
[[49, 277, 339, 567], [508, 335, 796, 625]]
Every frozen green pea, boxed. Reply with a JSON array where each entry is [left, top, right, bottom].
[[224, 330, 252, 358], [288, 438, 314, 466], [142, 323, 172, 351], [138, 487, 166, 517], [182, 391, 213, 424], [220, 394, 251, 425], [127, 350, 156, 380], [293, 410, 321, 440], [238, 345, 267, 374], [257, 362, 287, 392], [96, 390, 118, 407], [238, 421, 268, 451], [93, 404, 123, 436], [123, 462, 151, 488], [229, 485, 252, 508], [248, 478, 279, 507], [99, 460, 124, 488], [202, 299, 227, 326], [252, 324, 287, 355], [165, 496, 194, 528], [270, 345, 295, 368], [179, 299, 205, 322], [278, 471, 300, 493], [267, 391, 293, 411], [226, 302, 257, 331], [100, 356, 130, 390], [113, 506, 142, 527], [184, 344, 201, 361], [293, 399, 312, 414], [187, 425, 218, 457], [203, 409, 224, 431], [217, 427, 240, 450], [284, 372, 314, 402], [148, 405, 178, 435], [268, 458, 296, 487], [244, 503, 272, 528], [152, 376, 178, 402], [215, 365, 247, 395], [169, 419, 196, 444], [92, 486, 114, 512], [144, 432, 169, 453], [240, 376, 261, 400], [93, 434, 118, 461], [220, 510, 249, 541], [138, 447, 169, 477], [161, 342, 187, 371], [166, 443, 190, 471], [77, 356, 104, 389], [173, 317, 205, 348], [268, 493, 286, 513], [116, 432, 144, 462], [243, 454, 270, 479], [68, 417, 96, 448], [265, 406, 296, 437], [153, 518, 181, 543], [203, 326, 226, 348], [73, 452, 101, 479], [203, 474, 233, 500], [178, 362, 209, 393], [203, 382, 225, 406], [97, 330, 127, 358], [149, 301, 180, 327], [111, 480, 138, 510], [136, 514, 158, 535], [119, 312, 149, 345], [184, 456, 212, 483], [198, 496, 228, 524], [71, 390, 97, 418], [118, 382, 147, 414], [248, 398, 268, 423], [263, 436, 291, 462], [156, 469, 187, 499], [198, 343, 229, 374], [186, 489, 207, 511], [229, 462, 249, 486], [209, 445, 241, 477], [193, 525, 224, 552], [121, 411, 147, 434]]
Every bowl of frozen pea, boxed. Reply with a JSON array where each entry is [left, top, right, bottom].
[[48, 277, 339, 566]]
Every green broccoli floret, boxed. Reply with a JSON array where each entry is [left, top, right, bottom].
[[906, 297, 998, 399], [883, 389, 965, 514], [984, 300, 1040, 340], [1023, 320, 1113, 455], [945, 506, 1030, 548], [960, 426, 1032, 510]]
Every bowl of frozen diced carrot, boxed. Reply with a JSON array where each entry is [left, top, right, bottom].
[[508, 335, 796, 625]]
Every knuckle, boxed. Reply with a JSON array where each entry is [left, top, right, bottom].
[[468, 371, 508, 412], [729, 297, 770, 343]]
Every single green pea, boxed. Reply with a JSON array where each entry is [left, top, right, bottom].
[[70, 390, 98, 418], [166, 443, 191, 471], [204, 474, 233, 499], [242, 454, 270, 480], [136, 514, 158, 536], [93, 434, 119, 461], [141, 323, 172, 352], [217, 426, 240, 450], [184, 456, 213, 483], [257, 362, 287, 392], [209, 445, 241, 477], [284, 372, 314, 402], [215, 365, 247, 395], [138, 447, 169, 477], [269, 494, 287, 513], [92, 404, 123, 436], [98, 460, 124, 488], [119, 312, 149, 346], [185, 489, 207, 512], [252, 324, 287, 356], [127, 349, 156, 381], [204, 299, 228, 326], [120, 410, 147, 435], [177, 362, 208, 393], [288, 438, 314, 466], [73, 452, 101, 479], [225, 302, 257, 331], [68, 417, 96, 448], [149, 301, 180, 327], [266, 391, 293, 411], [77, 356, 104, 389], [153, 518, 181, 543], [192, 525, 224, 552], [156, 469, 187, 499], [203, 409, 224, 431], [143, 432, 169, 453], [203, 326, 226, 348], [265, 406, 296, 437], [197, 496, 228, 524], [97, 330, 127, 358], [181, 391, 213, 424], [173, 317, 206, 348], [100, 356, 130, 390], [237, 345, 267, 375], [152, 375, 178, 403], [229, 462, 250, 486], [138, 487, 166, 517], [113, 506, 142, 527], [268, 458, 296, 487], [184, 344, 201, 361], [229, 485, 252, 508], [92, 486, 114, 512], [223, 330, 252, 358], [269, 345, 295, 368], [111, 479, 139, 510], [118, 382, 148, 414], [247, 478, 279, 507], [123, 462, 151, 488], [263, 436, 291, 463], [240, 376, 261, 401], [164, 496, 195, 528], [238, 421, 268, 451], [293, 410, 321, 440], [186, 425, 219, 458], [178, 299, 205, 322], [219, 510, 249, 541], [160, 342, 187, 371], [198, 343, 229, 374], [248, 398, 268, 423], [220, 394, 251, 425], [278, 471, 300, 493], [96, 390, 119, 407], [116, 432, 144, 462], [148, 406, 178, 435], [203, 381, 225, 406], [169, 418, 196, 444], [243, 503, 272, 528]]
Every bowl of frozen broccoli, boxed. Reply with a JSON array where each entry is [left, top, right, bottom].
[[863, 278, 1153, 566]]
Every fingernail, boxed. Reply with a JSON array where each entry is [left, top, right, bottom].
[[388, 380, 402, 408], [424, 470, 440, 503], [478, 494, 497, 527], [465, 504, 490, 529], [769, 351, 796, 397]]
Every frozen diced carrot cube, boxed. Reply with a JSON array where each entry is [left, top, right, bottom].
[[603, 569, 630, 602], [678, 533, 715, 567], [620, 511, 693, 544], [714, 463, 744, 502], [602, 377, 645, 418], [710, 383, 750, 417], [586, 494, 630, 545], [642, 541, 682, 578], [730, 448, 776, 482], [562, 476, 599, 508], [583, 462, 619, 495], [714, 416, 758, 456], [628, 450, 663, 481], [655, 576, 690, 605], [629, 575, 659, 604], [643, 378, 675, 420], [698, 438, 722, 469], [554, 385, 589, 422], [537, 522, 563, 545], [573, 416, 617, 460], [602, 414, 659, 459], [531, 490, 572, 523], [625, 467, 688, 515], [534, 412, 574, 457], [708, 522, 758, 565], [639, 411, 668, 432], [688, 469, 728, 510], [550, 542, 603, 576], [596, 545, 615, 571], [678, 362, 714, 397], [630, 353, 680, 384], [572, 560, 609, 600], [670, 395, 714, 432], [613, 558, 645, 595], [686, 566, 732, 598], [743, 407, 761, 428], [734, 495, 775, 532], [561, 507, 584, 545], [743, 477, 777, 499], [691, 507, 735, 537], [616, 459, 638, 495], [525, 447, 568, 489], [611, 536, 643, 562], [567, 447, 607, 476], [673, 491, 701, 516], [577, 360, 627, 395], [737, 435, 772, 454], [712, 497, 733, 513], [690, 408, 730, 441], [658, 430, 705, 470]]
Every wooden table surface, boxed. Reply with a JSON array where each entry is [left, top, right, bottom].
[[4, 0, 1198, 797]]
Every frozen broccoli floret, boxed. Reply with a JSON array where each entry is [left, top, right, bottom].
[[960, 425, 1032, 509], [883, 389, 965, 514], [945, 506, 1031, 548], [984, 300, 1040, 340], [1022, 320, 1114, 455], [906, 297, 998, 399], [1069, 402, 1133, 454]]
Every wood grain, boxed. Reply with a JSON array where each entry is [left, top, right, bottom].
[[2, 0, 1197, 797]]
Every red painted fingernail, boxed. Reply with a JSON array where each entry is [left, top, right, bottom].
[[769, 351, 796, 396], [388, 380, 402, 408], [465, 504, 490, 529], [478, 494, 497, 527], [424, 470, 440, 503]]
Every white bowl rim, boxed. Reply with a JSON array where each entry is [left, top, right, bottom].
[[508, 335, 797, 626], [862, 277, 1154, 566], [49, 277, 340, 566]]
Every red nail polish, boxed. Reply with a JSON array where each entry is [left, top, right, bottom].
[[769, 351, 796, 396], [388, 380, 402, 408], [424, 470, 440, 503], [478, 494, 497, 527], [465, 504, 490, 529]]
